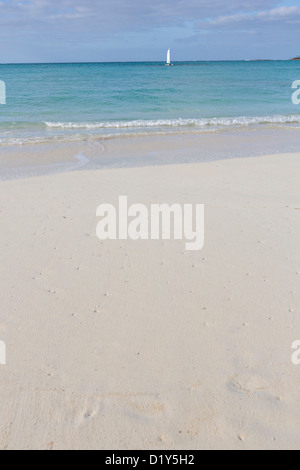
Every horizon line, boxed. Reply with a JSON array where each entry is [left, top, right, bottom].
[[0, 59, 298, 65]]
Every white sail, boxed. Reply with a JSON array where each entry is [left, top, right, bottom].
[[167, 49, 171, 65]]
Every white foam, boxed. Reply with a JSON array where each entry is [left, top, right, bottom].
[[1, 115, 300, 148], [43, 115, 300, 130]]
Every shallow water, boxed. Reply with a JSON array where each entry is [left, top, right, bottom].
[[0, 61, 300, 179], [0, 61, 300, 147]]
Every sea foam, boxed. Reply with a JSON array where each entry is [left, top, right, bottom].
[[43, 115, 300, 130]]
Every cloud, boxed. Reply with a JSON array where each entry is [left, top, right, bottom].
[[258, 5, 300, 19], [0, 0, 281, 31], [0, 1, 299, 61], [206, 5, 300, 27]]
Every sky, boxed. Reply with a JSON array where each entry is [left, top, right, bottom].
[[0, 0, 300, 62]]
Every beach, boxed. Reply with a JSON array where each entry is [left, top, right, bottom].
[[2, 0, 300, 452], [0, 150, 299, 450]]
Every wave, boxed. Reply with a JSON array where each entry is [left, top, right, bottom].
[[43, 115, 300, 130], [1, 114, 299, 147]]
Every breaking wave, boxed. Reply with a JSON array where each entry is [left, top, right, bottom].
[[44, 115, 300, 130]]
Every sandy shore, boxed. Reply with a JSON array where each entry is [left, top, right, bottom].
[[0, 152, 300, 450]]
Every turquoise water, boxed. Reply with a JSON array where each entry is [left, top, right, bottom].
[[0, 61, 300, 146]]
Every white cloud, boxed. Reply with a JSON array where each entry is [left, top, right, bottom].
[[207, 5, 300, 27], [0, 0, 280, 30], [209, 13, 252, 25], [0, 1, 298, 61]]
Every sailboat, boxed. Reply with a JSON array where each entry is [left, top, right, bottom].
[[166, 48, 173, 66]]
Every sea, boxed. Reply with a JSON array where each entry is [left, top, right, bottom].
[[0, 61, 300, 172]]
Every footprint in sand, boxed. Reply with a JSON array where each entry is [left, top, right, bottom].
[[76, 398, 104, 426]]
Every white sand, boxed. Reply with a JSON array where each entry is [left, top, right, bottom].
[[0, 153, 300, 450]]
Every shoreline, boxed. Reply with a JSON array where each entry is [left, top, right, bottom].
[[0, 152, 299, 449], [1, 126, 300, 181]]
